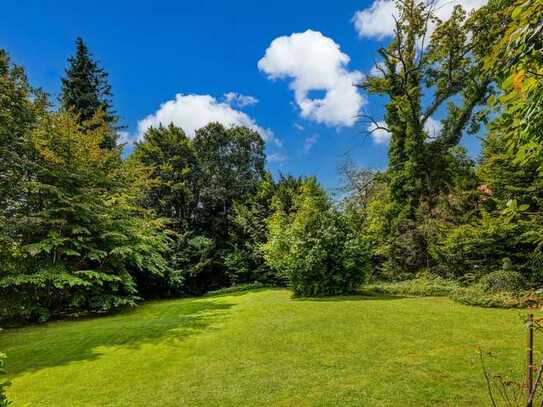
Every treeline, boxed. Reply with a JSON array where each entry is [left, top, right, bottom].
[[0, 38, 369, 324], [342, 0, 543, 297]]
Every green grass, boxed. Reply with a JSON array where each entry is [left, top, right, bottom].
[[0, 288, 532, 406]]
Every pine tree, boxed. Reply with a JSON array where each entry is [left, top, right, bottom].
[[60, 37, 119, 148]]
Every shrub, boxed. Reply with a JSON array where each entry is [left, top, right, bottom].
[[367, 273, 460, 297], [263, 179, 372, 296], [0, 353, 11, 407], [366, 274, 531, 309], [450, 286, 527, 308], [436, 210, 536, 280], [479, 270, 525, 293]]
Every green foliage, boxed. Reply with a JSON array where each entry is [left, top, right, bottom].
[[131, 124, 200, 231], [0, 353, 10, 407], [228, 172, 279, 285], [436, 210, 533, 279], [367, 273, 460, 297], [263, 178, 371, 296], [359, 0, 510, 275], [60, 37, 120, 148], [133, 122, 269, 293], [449, 285, 528, 308], [192, 122, 266, 242], [0, 49, 47, 222], [367, 274, 530, 308], [478, 270, 525, 293], [0, 111, 169, 324], [172, 234, 215, 295]]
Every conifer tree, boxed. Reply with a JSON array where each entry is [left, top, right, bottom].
[[60, 37, 119, 148]]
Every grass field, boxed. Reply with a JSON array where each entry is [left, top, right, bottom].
[[0, 288, 532, 406]]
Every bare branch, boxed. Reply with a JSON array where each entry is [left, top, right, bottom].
[[357, 113, 391, 134]]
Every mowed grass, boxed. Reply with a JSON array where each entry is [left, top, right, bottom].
[[0, 288, 532, 406]]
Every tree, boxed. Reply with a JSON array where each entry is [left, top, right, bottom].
[[362, 0, 503, 215], [263, 177, 371, 296], [0, 49, 46, 219], [452, 0, 543, 282], [132, 122, 267, 293], [193, 123, 266, 234], [359, 0, 509, 274], [228, 172, 278, 284], [132, 124, 200, 231], [191, 123, 266, 289], [60, 37, 120, 148], [131, 124, 203, 296], [0, 111, 169, 324]]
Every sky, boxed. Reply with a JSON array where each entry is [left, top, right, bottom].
[[0, 0, 486, 191]]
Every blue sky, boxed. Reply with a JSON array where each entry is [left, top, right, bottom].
[[0, 0, 484, 190]]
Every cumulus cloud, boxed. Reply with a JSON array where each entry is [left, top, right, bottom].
[[353, 0, 487, 38], [258, 30, 364, 127], [137, 94, 280, 146], [303, 134, 319, 153], [367, 121, 391, 144], [224, 92, 259, 108]]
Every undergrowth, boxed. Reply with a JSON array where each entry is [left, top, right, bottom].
[[367, 274, 536, 308]]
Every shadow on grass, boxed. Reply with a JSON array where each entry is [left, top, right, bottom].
[[1, 297, 235, 377]]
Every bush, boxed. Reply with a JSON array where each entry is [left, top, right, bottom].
[[0, 353, 11, 407], [366, 274, 531, 309], [263, 179, 372, 296], [450, 285, 528, 308], [367, 273, 460, 297], [436, 210, 536, 280], [479, 270, 525, 293]]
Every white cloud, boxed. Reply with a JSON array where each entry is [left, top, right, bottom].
[[303, 134, 319, 153], [258, 30, 365, 127], [224, 92, 259, 107], [353, 0, 399, 39], [353, 0, 487, 39], [294, 123, 305, 131], [367, 121, 390, 144], [424, 116, 442, 138], [267, 152, 287, 163], [137, 93, 280, 146], [117, 131, 133, 147]]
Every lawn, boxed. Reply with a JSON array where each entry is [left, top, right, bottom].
[[0, 288, 531, 406]]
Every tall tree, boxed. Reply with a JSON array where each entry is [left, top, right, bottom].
[[132, 124, 201, 231], [362, 0, 506, 217], [0, 49, 46, 216], [192, 123, 266, 239], [0, 111, 169, 324], [359, 0, 510, 273], [60, 37, 119, 148]]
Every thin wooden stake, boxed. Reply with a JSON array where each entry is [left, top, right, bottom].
[[528, 313, 534, 407]]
